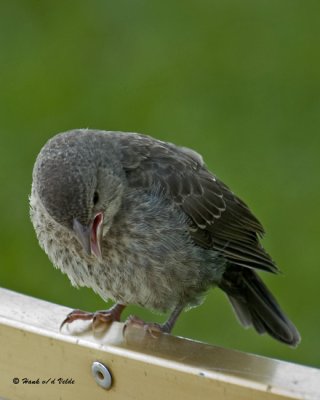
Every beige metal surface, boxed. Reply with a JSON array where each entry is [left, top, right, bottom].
[[0, 287, 318, 400]]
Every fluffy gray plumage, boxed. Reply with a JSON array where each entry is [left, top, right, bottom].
[[30, 129, 300, 346]]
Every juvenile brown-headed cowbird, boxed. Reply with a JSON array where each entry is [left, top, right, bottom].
[[30, 129, 300, 346]]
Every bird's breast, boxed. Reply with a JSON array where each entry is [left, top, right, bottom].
[[30, 188, 224, 312]]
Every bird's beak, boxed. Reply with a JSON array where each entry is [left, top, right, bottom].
[[73, 212, 104, 260]]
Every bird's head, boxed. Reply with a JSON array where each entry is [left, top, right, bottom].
[[32, 130, 125, 260]]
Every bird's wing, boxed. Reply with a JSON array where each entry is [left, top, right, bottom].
[[117, 133, 278, 273]]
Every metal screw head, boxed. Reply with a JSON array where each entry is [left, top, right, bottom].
[[91, 361, 112, 390]]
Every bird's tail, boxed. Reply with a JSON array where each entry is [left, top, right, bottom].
[[219, 266, 301, 346]]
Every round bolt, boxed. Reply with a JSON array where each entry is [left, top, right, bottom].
[[91, 361, 112, 390]]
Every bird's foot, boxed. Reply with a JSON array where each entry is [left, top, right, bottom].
[[124, 315, 170, 338], [60, 303, 126, 331]]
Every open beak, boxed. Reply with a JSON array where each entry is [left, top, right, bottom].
[[73, 212, 104, 260]]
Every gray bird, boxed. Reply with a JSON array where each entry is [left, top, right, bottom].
[[30, 129, 300, 346]]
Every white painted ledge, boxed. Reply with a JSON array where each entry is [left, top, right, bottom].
[[0, 287, 319, 400]]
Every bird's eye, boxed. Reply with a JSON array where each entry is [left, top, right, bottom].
[[93, 191, 99, 205]]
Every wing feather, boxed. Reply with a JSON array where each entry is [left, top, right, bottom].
[[117, 132, 277, 273]]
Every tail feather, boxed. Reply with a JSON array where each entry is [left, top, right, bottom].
[[219, 267, 301, 346]]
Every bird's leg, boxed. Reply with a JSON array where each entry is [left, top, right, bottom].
[[124, 304, 184, 337], [60, 303, 126, 330], [161, 304, 184, 333]]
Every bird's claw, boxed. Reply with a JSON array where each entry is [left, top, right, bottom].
[[60, 308, 121, 332], [123, 315, 168, 338]]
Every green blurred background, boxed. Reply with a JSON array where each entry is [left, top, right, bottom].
[[0, 1, 319, 368]]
